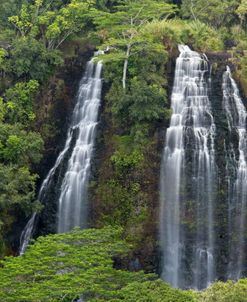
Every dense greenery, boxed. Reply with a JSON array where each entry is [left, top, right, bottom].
[[0, 0, 247, 300], [0, 227, 192, 301], [0, 227, 246, 301]]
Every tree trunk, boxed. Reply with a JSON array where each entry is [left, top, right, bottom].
[[122, 44, 131, 90]]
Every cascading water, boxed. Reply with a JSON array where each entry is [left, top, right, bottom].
[[19, 212, 37, 255], [19, 126, 74, 255], [19, 124, 74, 255], [19, 58, 103, 253], [160, 45, 216, 290], [222, 66, 247, 280], [58, 60, 103, 233]]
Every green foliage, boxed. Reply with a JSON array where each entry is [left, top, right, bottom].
[[95, 0, 122, 11], [0, 125, 44, 166], [237, 0, 247, 22], [0, 226, 246, 301], [187, 21, 225, 52], [93, 2, 173, 247], [93, 0, 176, 32], [110, 77, 167, 129], [239, 54, 247, 78], [0, 164, 37, 211], [0, 226, 155, 301], [8, 3, 35, 36], [105, 41, 169, 136], [0, 163, 38, 255], [199, 279, 247, 302], [110, 280, 197, 302], [0, 48, 7, 66], [144, 19, 224, 52], [8, 0, 96, 49], [0, 98, 6, 122], [125, 78, 166, 123], [43, 0, 95, 49], [4, 80, 39, 124], [93, 0, 176, 88], [111, 149, 144, 175], [0, 0, 22, 28], [6, 37, 63, 81], [96, 180, 137, 225], [180, 0, 239, 28]]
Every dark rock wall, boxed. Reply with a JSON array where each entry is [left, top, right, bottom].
[[208, 52, 247, 281]]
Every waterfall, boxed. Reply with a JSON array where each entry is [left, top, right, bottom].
[[19, 212, 37, 255], [160, 45, 216, 289], [57, 60, 103, 233], [222, 66, 247, 280], [19, 122, 74, 254], [19, 58, 103, 253]]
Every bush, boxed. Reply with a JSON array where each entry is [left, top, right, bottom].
[[6, 37, 63, 81], [144, 19, 224, 52], [199, 279, 247, 302]]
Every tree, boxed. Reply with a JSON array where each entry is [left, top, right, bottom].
[[109, 280, 197, 302], [0, 164, 37, 210], [93, 0, 176, 89], [236, 0, 247, 24], [0, 226, 198, 301], [0, 98, 6, 123], [95, 0, 123, 11], [4, 80, 39, 124], [0, 129, 44, 166], [180, 0, 239, 28], [0, 48, 6, 65], [6, 37, 62, 81], [8, 0, 96, 49], [0, 0, 23, 28], [0, 227, 150, 301], [0, 164, 38, 255], [43, 0, 95, 49], [8, 0, 43, 36], [199, 279, 247, 302]]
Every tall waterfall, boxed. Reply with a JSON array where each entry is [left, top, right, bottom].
[[58, 61, 102, 233], [160, 45, 216, 289], [222, 66, 247, 280], [19, 59, 103, 253]]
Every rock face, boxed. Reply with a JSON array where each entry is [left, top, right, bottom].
[[207, 53, 233, 282], [209, 54, 246, 280], [89, 54, 175, 273], [27, 47, 246, 285], [80, 50, 247, 282]]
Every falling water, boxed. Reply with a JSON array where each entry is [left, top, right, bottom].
[[58, 60, 103, 233], [160, 45, 216, 289], [19, 122, 74, 254], [19, 58, 103, 253], [19, 212, 37, 255], [222, 66, 247, 279]]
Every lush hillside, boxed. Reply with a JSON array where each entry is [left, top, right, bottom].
[[0, 228, 246, 301], [0, 0, 247, 300]]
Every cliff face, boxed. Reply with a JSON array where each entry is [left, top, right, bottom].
[[20, 49, 246, 278], [90, 51, 247, 277], [89, 54, 176, 273]]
